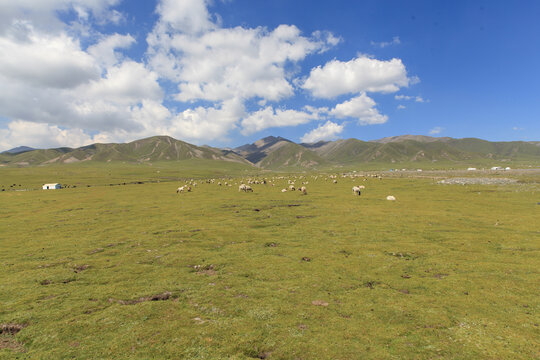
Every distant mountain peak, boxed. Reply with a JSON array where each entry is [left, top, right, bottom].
[[371, 135, 452, 143], [2, 146, 36, 154], [1, 135, 538, 167], [253, 136, 291, 148]]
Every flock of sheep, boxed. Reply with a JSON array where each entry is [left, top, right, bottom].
[[175, 173, 396, 200]]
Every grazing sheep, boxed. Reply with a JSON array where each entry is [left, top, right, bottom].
[[352, 186, 361, 196], [386, 195, 396, 201], [239, 184, 253, 192], [289, 185, 295, 191], [299, 186, 307, 195], [186, 186, 192, 192], [333, 180, 338, 184], [358, 185, 365, 189], [176, 186, 186, 193], [281, 189, 287, 192]]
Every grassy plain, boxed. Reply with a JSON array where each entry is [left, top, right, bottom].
[[1, 163, 539, 359]]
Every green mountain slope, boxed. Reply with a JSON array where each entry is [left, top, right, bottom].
[[0, 136, 251, 166], [255, 141, 328, 170], [1, 135, 538, 168]]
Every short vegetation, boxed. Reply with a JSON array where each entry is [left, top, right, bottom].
[[1, 162, 539, 359]]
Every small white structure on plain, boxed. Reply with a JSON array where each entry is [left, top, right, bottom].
[[386, 195, 396, 201], [491, 166, 503, 170], [43, 183, 61, 190], [505, 167, 511, 170], [467, 167, 477, 171]]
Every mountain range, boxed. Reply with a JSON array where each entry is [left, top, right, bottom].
[[1, 135, 539, 169]]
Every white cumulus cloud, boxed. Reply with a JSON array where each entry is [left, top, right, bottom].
[[0, 120, 94, 150], [300, 121, 344, 143], [330, 93, 388, 125], [148, 22, 337, 103], [395, 94, 427, 102], [429, 126, 443, 135], [302, 56, 411, 98], [371, 36, 400, 48], [0, 0, 417, 150], [241, 106, 321, 135]]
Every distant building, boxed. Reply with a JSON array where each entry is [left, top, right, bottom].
[[467, 167, 477, 171], [43, 183, 61, 190], [491, 166, 503, 171], [505, 167, 511, 170]]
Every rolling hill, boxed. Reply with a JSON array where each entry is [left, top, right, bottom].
[[234, 136, 328, 169], [1, 134, 539, 168], [0, 136, 251, 166]]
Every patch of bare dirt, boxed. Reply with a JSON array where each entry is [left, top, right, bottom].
[[257, 351, 272, 359], [0, 324, 24, 335], [386, 252, 418, 260], [364, 280, 380, 289], [193, 264, 217, 275], [433, 273, 449, 279], [0, 336, 24, 352], [312, 300, 329, 307], [108, 291, 172, 305], [73, 264, 90, 273]]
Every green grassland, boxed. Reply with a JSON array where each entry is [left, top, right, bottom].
[[1, 164, 539, 359]]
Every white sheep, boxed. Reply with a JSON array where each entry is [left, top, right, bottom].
[[352, 186, 361, 196], [386, 195, 396, 201], [281, 189, 287, 192], [176, 186, 185, 193], [299, 186, 307, 195], [289, 185, 295, 191], [239, 184, 253, 192]]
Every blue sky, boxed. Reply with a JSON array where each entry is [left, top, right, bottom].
[[0, 0, 538, 151]]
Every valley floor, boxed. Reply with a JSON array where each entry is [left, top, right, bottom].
[[1, 166, 539, 359]]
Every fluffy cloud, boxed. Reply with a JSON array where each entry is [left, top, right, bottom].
[[0, 0, 121, 34], [241, 106, 321, 135], [330, 93, 388, 125], [0, 120, 94, 150], [302, 56, 411, 98], [0, 0, 416, 151], [156, 0, 215, 34], [300, 121, 344, 143], [148, 23, 336, 103], [168, 98, 245, 142], [371, 36, 400, 48], [0, 30, 99, 89], [87, 33, 136, 68], [429, 126, 443, 135], [144, 0, 341, 141], [395, 94, 426, 102]]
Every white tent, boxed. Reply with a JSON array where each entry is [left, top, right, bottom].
[[43, 183, 61, 190]]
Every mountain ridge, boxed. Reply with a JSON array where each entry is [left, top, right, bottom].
[[1, 135, 539, 168]]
